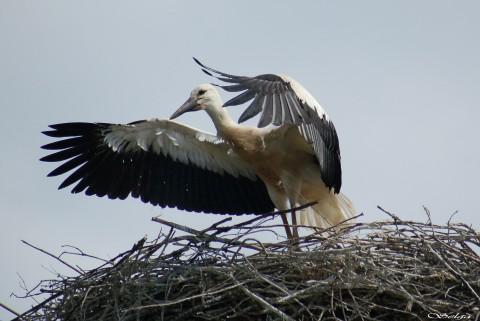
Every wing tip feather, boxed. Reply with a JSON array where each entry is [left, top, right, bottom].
[[192, 56, 204, 67], [201, 68, 213, 76]]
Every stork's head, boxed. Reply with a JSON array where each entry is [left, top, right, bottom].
[[170, 84, 221, 120]]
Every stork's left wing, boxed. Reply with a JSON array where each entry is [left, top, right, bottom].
[[194, 58, 342, 193], [40, 120, 274, 214]]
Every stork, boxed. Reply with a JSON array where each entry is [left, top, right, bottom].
[[41, 59, 355, 240]]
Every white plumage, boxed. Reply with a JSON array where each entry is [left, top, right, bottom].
[[103, 120, 257, 179]]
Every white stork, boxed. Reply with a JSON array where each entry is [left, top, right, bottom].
[[41, 59, 355, 239]]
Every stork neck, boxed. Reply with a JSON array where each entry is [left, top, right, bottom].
[[206, 106, 236, 133]]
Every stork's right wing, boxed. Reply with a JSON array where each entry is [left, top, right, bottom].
[[195, 58, 342, 193], [193, 58, 326, 127], [41, 120, 274, 214]]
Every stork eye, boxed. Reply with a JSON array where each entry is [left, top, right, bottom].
[[198, 90, 206, 96]]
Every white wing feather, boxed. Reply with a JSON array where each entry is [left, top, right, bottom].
[[279, 75, 328, 120], [103, 119, 258, 180]]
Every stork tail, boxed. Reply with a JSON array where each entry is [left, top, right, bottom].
[[297, 193, 356, 229]]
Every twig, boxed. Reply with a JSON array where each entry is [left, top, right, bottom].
[[230, 275, 295, 321], [0, 301, 22, 318], [21, 240, 82, 274], [377, 206, 400, 222], [123, 283, 244, 311], [427, 244, 480, 302], [151, 216, 263, 251]]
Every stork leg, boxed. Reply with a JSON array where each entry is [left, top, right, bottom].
[[282, 174, 302, 243], [265, 184, 293, 241], [288, 201, 301, 252], [290, 202, 300, 240], [280, 213, 293, 240]]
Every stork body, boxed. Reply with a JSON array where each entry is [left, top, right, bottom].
[[172, 84, 354, 236], [41, 61, 355, 239], [222, 123, 344, 237]]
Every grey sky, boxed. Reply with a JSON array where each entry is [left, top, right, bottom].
[[1, 1, 479, 318]]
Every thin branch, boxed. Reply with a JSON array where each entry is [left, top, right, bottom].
[[427, 244, 480, 302], [21, 240, 82, 274], [0, 301, 22, 318], [123, 283, 245, 311], [230, 275, 295, 321], [151, 216, 263, 251]]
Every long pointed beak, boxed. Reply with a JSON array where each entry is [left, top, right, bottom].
[[170, 97, 198, 120]]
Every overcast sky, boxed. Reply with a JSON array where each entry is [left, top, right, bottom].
[[1, 1, 479, 319]]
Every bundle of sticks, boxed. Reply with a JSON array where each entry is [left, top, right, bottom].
[[8, 206, 480, 321]]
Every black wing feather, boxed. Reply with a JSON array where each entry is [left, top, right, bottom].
[[238, 95, 264, 124], [41, 122, 274, 214], [223, 90, 256, 107], [300, 117, 342, 193]]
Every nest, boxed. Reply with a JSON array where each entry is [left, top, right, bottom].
[[10, 206, 480, 321]]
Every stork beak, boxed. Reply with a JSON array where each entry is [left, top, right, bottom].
[[170, 97, 199, 120]]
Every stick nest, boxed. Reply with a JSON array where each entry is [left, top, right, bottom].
[[13, 207, 480, 321]]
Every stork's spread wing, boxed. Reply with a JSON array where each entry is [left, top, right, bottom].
[[194, 58, 342, 193], [41, 120, 274, 214]]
